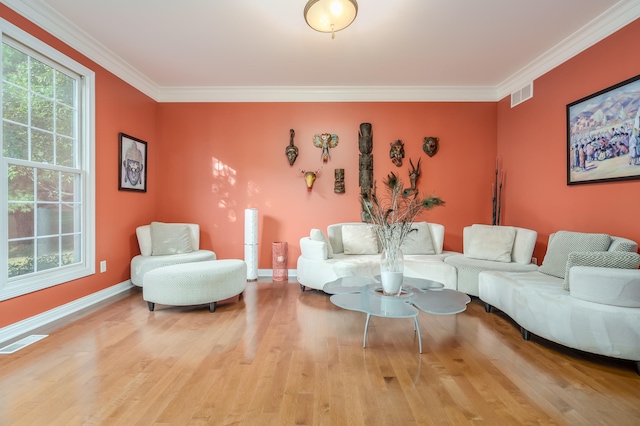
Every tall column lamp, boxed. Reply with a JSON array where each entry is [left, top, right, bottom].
[[244, 208, 259, 281]]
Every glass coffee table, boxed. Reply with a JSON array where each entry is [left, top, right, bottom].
[[323, 276, 471, 353]]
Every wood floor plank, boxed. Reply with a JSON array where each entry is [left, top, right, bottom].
[[1, 281, 639, 425]]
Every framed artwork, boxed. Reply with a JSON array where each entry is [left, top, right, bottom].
[[118, 133, 147, 192], [567, 73, 640, 185]]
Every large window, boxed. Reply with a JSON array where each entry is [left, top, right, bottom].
[[1, 19, 95, 301]]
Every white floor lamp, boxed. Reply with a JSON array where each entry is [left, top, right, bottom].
[[244, 208, 258, 281]]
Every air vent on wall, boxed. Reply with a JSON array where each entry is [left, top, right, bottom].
[[511, 82, 534, 107]]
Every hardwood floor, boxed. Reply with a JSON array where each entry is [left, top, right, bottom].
[[1, 279, 638, 425]]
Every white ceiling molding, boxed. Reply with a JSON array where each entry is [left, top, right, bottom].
[[2, 0, 159, 100], [3, 0, 638, 103], [156, 85, 499, 103], [496, 0, 640, 101]]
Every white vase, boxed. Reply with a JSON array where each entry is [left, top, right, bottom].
[[380, 247, 404, 296]]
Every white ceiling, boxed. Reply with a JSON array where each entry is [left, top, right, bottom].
[[4, 0, 640, 102]]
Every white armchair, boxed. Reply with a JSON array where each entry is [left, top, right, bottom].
[[444, 224, 539, 296], [130, 222, 216, 286]]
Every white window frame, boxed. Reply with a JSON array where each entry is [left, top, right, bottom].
[[0, 18, 95, 301]]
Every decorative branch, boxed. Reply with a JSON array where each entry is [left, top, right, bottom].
[[360, 172, 444, 253]]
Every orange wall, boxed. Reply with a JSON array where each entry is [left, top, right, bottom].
[[3, 5, 637, 330], [156, 102, 497, 266], [0, 6, 159, 327], [497, 19, 640, 262]]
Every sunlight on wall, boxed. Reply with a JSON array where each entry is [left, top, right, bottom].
[[211, 157, 238, 223], [247, 179, 262, 200]]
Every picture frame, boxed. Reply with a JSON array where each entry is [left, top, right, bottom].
[[567, 73, 640, 185], [118, 133, 147, 192]]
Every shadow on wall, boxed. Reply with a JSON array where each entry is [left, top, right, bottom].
[[262, 215, 283, 266]]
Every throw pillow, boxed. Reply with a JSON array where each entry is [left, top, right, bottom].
[[465, 224, 516, 263], [310, 228, 333, 258], [539, 231, 611, 278], [342, 224, 379, 255], [400, 222, 436, 255], [563, 251, 640, 290], [608, 237, 638, 253], [150, 222, 193, 256]]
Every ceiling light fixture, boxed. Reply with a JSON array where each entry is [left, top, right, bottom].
[[304, 0, 358, 39]]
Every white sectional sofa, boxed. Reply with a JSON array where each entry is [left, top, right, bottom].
[[296, 222, 458, 291], [479, 231, 640, 373], [444, 224, 539, 296]]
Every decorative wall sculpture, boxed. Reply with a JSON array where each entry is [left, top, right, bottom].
[[313, 133, 339, 162], [300, 168, 322, 191], [285, 129, 299, 166], [422, 136, 439, 157], [389, 139, 405, 167], [334, 168, 345, 193], [404, 158, 421, 196], [358, 123, 374, 221], [358, 123, 373, 196]]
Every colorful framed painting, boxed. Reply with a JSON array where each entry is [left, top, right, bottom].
[[567, 73, 640, 185], [118, 133, 147, 192]]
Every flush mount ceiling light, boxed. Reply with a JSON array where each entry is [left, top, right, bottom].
[[304, 0, 358, 39]]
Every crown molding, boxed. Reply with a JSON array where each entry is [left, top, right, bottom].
[[3, 0, 637, 103], [1, 0, 159, 100], [496, 0, 640, 101], [155, 85, 498, 103]]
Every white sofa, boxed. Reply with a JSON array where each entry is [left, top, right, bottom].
[[130, 223, 217, 287], [479, 232, 640, 373], [444, 224, 539, 296], [296, 222, 458, 291]]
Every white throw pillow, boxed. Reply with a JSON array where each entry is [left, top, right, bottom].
[[310, 228, 333, 258], [342, 224, 379, 255], [150, 222, 193, 256], [539, 231, 611, 278], [466, 224, 516, 263], [400, 222, 436, 255]]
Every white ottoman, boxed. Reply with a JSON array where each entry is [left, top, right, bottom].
[[143, 259, 247, 312]]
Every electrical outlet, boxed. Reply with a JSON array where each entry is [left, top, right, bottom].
[[100, 260, 107, 273]]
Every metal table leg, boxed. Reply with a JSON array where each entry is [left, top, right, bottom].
[[363, 313, 371, 348], [414, 317, 422, 354]]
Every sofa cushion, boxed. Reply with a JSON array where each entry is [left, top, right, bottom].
[[150, 222, 193, 256], [569, 266, 640, 307], [465, 224, 516, 263], [310, 228, 333, 258], [342, 224, 379, 255], [539, 231, 611, 278], [563, 251, 640, 290], [400, 222, 436, 255]]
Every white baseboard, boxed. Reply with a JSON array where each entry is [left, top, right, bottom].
[[0, 269, 301, 345], [0, 280, 134, 345], [258, 269, 297, 278]]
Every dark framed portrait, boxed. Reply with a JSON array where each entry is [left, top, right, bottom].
[[118, 133, 147, 192], [567, 73, 640, 185]]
